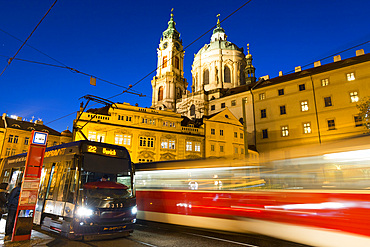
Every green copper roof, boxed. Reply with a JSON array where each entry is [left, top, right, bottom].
[[162, 11, 180, 40], [213, 17, 225, 34]]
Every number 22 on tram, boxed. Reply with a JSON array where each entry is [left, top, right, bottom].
[[0, 140, 137, 240]]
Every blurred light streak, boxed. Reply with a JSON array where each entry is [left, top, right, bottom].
[[324, 149, 370, 161]]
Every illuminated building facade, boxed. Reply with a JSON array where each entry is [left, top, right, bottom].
[[0, 113, 72, 159]]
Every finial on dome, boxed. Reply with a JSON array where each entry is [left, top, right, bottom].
[[171, 8, 174, 17], [217, 14, 220, 25], [247, 43, 250, 54]]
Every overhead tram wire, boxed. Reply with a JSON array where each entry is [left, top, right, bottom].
[[0, 0, 58, 78]]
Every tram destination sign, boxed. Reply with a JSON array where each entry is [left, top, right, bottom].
[[83, 143, 126, 158]]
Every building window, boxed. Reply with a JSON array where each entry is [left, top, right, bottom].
[[158, 86, 164, 101], [126, 116, 132, 121], [220, 145, 224, 152], [224, 66, 231, 83], [11, 149, 16, 156], [278, 89, 284, 96], [347, 72, 355, 81], [231, 100, 236, 106], [203, 69, 209, 85], [281, 126, 289, 137], [321, 78, 329, 86], [186, 141, 192, 151], [211, 145, 215, 152], [350, 91, 359, 103], [354, 116, 363, 127], [24, 137, 29, 145], [240, 133, 243, 139], [190, 104, 196, 116], [261, 109, 266, 118], [220, 130, 224, 136], [262, 129, 268, 139], [211, 105, 215, 111], [174, 56, 179, 69], [221, 102, 225, 108], [115, 134, 123, 145], [96, 133, 105, 142], [299, 84, 306, 91], [161, 139, 176, 149], [88, 131, 96, 141], [211, 129, 215, 135], [8, 135, 13, 143], [234, 147, 238, 154], [234, 132, 238, 138], [13, 136, 18, 144], [162, 56, 167, 68], [303, 122, 312, 134], [324, 97, 332, 107], [327, 119, 336, 130], [194, 142, 201, 152], [5, 148, 10, 156], [161, 139, 168, 149], [139, 137, 154, 147], [259, 93, 266, 100], [123, 135, 131, 145], [301, 101, 309, 111], [280, 105, 286, 115], [241, 148, 244, 154]]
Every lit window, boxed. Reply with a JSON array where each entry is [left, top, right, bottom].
[[194, 142, 200, 152], [169, 140, 176, 149], [350, 91, 359, 103], [301, 101, 309, 111], [324, 97, 332, 107], [280, 105, 286, 115], [259, 93, 266, 100], [186, 141, 192, 151], [278, 89, 284, 96], [211, 129, 215, 135], [347, 72, 355, 81], [8, 135, 13, 143], [262, 129, 268, 139], [354, 116, 363, 127], [97, 133, 105, 142], [261, 109, 267, 118], [281, 126, 289, 137], [303, 122, 311, 134], [231, 100, 236, 106], [299, 84, 306, 91], [161, 139, 168, 149], [123, 135, 131, 145], [115, 135, 123, 145], [88, 131, 97, 141], [220, 130, 224, 136], [327, 119, 336, 130], [321, 78, 329, 86]]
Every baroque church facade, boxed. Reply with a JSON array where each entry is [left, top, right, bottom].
[[151, 12, 256, 120]]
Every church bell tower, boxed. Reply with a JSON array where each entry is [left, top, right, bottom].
[[151, 10, 187, 111]]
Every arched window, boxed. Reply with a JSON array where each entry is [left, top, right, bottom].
[[190, 104, 196, 116], [203, 69, 209, 85], [158, 86, 164, 101], [224, 66, 231, 83], [162, 56, 167, 68], [174, 57, 179, 69], [176, 88, 182, 99]]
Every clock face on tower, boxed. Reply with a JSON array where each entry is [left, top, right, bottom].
[[163, 42, 168, 49]]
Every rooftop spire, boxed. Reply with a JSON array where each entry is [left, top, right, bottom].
[[162, 8, 180, 41], [211, 13, 227, 42]]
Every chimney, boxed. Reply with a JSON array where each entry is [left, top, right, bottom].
[[35, 120, 44, 125], [356, 49, 365, 56], [16, 116, 22, 121], [279, 71, 283, 76], [314, 61, 321, 67], [260, 75, 269, 80], [334, 55, 341, 62], [295, 66, 301, 72]]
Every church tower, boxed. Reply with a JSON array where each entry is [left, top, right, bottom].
[[151, 10, 187, 111], [244, 44, 256, 84]]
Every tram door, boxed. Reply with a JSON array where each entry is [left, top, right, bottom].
[[34, 163, 55, 225]]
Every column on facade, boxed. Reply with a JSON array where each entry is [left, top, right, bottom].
[[233, 61, 238, 87], [218, 55, 222, 89]]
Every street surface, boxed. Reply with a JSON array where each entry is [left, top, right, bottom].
[[28, 220, 312, 247]]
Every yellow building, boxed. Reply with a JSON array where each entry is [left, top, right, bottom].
[[0, 113, 72, 159], [252, 50, 370, 160], [73, 102, 252, 163]]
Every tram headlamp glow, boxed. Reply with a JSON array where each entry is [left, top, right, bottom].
[[76, 207, 93, 217], [131, 205, 137, 215]]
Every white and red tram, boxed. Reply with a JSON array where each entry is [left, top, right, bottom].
[[135, 151, 370, 247]]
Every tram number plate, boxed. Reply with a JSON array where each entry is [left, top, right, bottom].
[[103, 225, 127, 231]]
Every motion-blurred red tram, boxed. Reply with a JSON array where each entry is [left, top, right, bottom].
[[135, 150, 370, 247]]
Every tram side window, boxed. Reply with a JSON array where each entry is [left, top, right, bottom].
[[47, 162, 63, 200], [56, 161, 72, 202], [38, 165, 53, 201]]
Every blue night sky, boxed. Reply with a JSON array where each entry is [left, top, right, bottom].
[[1, 0, 370, 132]]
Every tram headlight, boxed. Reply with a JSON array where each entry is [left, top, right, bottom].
[[76, 207, 93, 217], [131, 205, 137, 215]]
